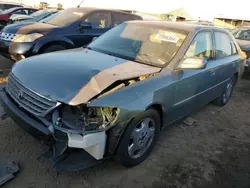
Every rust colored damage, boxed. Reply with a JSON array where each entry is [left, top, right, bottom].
[[69, 61, 161, 105]]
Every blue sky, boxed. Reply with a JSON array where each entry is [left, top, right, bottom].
[[16, 0, 250, 21]]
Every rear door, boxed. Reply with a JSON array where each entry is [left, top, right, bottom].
[[73, 11, 112, 47], [211, 31, 240, 97]]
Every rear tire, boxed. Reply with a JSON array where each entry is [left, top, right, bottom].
[[44, 45, 66, 53], [213, 76, 236, 106], [0, 21, 7, 26], [115, 109, 161, 167]]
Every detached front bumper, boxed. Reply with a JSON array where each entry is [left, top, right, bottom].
[[0, 88, 106, 171]]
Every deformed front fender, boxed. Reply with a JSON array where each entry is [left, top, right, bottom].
[[87, 72, 173, 118], [87, 74, 172, 154], [88, 82, 157, 122], [32, 36, 75, 55]]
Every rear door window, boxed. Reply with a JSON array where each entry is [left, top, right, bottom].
[[112, 12, 140, 26], [29, 9, 36, 15], [84, 11, 111, 28], [215, 32, 232, 59]]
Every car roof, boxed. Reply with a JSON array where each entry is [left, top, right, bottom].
[[125, 20, 227, 33], [184, 20, 215, 26], [67, 7, 142, 17]]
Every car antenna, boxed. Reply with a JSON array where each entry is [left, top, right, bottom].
[[77, 0, 85, 7]]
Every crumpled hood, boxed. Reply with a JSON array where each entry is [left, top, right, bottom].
[[12, 48, 161, 105], [236, 39, 250, 51], [2, 22, 58, 35]]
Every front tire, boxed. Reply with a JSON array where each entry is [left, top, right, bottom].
[[115, 109, 161, 167], [213, 76, 236, 106]]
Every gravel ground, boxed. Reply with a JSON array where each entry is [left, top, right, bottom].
[[0, 60, 250, 187], [0, 56, 12, 84]]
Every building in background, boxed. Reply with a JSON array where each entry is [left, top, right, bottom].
[[120, 7, 192, 21], [214, 16, 250, 29], [162, 8, 193, 21]]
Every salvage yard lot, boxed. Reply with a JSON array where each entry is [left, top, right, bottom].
[[0, 74, 250, 187]]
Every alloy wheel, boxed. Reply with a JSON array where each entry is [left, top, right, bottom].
[[128, 117, 156, 159]]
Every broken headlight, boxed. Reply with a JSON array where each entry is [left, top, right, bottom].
[[52, 105, 120, 132]]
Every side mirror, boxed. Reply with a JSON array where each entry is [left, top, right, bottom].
[[79, 21, 92, 30], [177, 57, 207, 70]]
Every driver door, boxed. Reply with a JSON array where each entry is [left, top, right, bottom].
[[73, 11, 112, 47], [166, 31, 216, 123]]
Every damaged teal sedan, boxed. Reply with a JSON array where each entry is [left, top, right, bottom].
[[0, 21, 243, 171]]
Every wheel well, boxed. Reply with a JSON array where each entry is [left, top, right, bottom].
[[39, 41, 73, 54], [148, 104, 164, 127]]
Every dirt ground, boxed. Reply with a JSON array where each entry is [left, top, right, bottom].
[[0, 76, 250, 188]]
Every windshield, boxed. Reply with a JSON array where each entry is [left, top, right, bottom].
[[1, 7, 18, 14], [88, 23, 187, 67], [30, 10, 48, 17], [46, 8, 88, 26], [39, 12, 59, 23], [232, 28, 250, 40]]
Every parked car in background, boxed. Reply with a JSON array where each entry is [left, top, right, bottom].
[[232, 26, 250, 73], [0, 2, 23, 13], [0, 7, 37, 26], [185, 20, 215, 26], [9, 9, 59, 24], [0, 21, 242, 171], [0, 7, 142, 61]]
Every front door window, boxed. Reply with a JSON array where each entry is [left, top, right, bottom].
[[185, 31, 213, 61], [84, 12, 111, 29]]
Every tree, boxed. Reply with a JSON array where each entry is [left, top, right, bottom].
[[57, 3, 63, 10], [39, 2, 49, 9]]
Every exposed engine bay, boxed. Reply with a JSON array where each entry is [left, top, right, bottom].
[[52, 105, 120, 132], [96, 73, 156, 99], [51, 73, 156, 133], [42, 74, 157, 160]]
